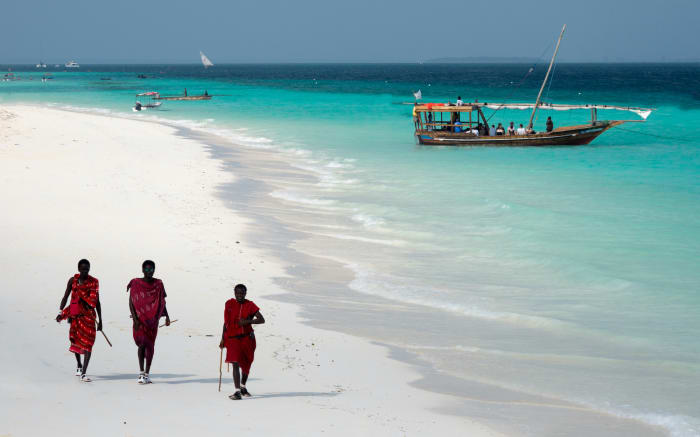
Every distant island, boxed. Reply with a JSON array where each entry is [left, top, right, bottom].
[[424, 57, 538, 64]]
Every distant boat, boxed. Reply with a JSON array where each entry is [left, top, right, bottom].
[[200, 51, 214, 68], [65, 61, 80, 68], [36, 61, 47, 68], [133, 91, 163, 111], [3, 71, 18, 81]]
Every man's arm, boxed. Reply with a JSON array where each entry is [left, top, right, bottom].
[[59, 277, 73, 310], [239, 311, 265, 326], [96, 297, 103, 331], [56, 278, 73, 322], [162, 304, 170, 326], [219, 323, 227, 349], [219, 304, 228, 348]]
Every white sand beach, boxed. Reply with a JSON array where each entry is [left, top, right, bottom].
[[0, 105, 498, 436]]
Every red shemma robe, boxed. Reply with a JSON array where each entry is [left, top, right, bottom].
[[59, 274, 99, 354], [128, 278, 166, 354], [223, 299, 259, 373]]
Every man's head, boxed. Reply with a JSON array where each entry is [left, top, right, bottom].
[[142, 260, 155, 279], [458, 96, 461, 100], [234, 283, 247, 302], [78, 259, 90, 276], [519, 124, 523, 127]]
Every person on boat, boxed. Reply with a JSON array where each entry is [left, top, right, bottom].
[[56, 259, 102, 383], [470, 126, 479, 136], [127, 260, 170, 384], [478, 123, 487, 136], [456, 96, 464, 106], [507, 122, 516, 135], [451, 112, 460, 132], [184, 88, 188, 97], [496, 123, 505, 135], [546, 116, 554, 132], [517, 124, 526, 135], [454, 120, 462, 133], [489, 124, 496, 136], [220, 284, 265, 400], [204, 90, 209, 96]]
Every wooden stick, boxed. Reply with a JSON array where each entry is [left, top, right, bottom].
[[159, 319, 178, 328], [218, 348, 223, 392], [100, 330, 113, 347]]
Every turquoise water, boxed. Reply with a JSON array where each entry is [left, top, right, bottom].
[[2, 64, 699, 435]]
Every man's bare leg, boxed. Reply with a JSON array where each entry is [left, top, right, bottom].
[[81, 351, 92, 374], [229, 363, 242, 400], [138, 346, 145, 372]]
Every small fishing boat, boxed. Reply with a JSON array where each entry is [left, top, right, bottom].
[[413, 25, 654, 147], [154, 92, 212, 101], [133, 92, 163, 111], [36, 61, 47, 68], [3, 71, 18, 81], [65, 61, 80, 68]]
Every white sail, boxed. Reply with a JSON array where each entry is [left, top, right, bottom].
[[413, 90, 422, 100], [479, 103, 654, 120], [200, 51, 214, 68]]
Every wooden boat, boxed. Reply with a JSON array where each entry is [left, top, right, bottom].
[[413, 25, 653, 147], [154, 94, 212, 101]]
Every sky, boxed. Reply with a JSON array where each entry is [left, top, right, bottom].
[[1, 0, 698, 63]]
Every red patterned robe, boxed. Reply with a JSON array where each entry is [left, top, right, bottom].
[[59, 274, 99, 354], [128, 278, 166, 361]]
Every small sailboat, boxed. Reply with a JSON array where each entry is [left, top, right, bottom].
[[65, 61, 80, 68], [200, 51, 214, 69], [36, 61, 47, 68]]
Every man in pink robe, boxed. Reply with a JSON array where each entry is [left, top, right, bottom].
[[127, 260, 170, 384]]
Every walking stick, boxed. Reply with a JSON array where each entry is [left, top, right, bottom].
[[100, 330, 113, 347], [218, 348, 223, 392]]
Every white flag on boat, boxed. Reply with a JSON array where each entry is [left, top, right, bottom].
[[413, 90, 422, 100], [200, 51, 214, 68]]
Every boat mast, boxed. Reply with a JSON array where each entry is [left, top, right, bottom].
[[527, 24, 566, 131]]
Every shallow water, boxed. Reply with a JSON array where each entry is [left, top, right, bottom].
[[2, 63, 699, 436]]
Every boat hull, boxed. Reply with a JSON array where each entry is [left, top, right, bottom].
[[415, 122, 617, 146]]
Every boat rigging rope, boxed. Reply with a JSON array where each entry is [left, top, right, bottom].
[[614, 126, 693, 143], [535, 58, 558, 126], [486, 42, 554, 123]]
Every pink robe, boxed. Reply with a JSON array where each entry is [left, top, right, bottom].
[[128, 278, 166, 360]]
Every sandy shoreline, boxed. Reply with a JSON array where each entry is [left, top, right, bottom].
[[0, 105, 497, 436]]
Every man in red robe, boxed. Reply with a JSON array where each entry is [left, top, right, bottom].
[[128, 259, 170, 384], [219, 283, 265, 400], [56, 259, 102, 382]]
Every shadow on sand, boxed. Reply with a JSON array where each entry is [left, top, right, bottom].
[[96, 373, 196, 381], [243, 391, 340, 400], [96, 373, 261, 385]]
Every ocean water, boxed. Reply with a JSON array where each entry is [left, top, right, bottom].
[[2, 63, 699, 436]]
